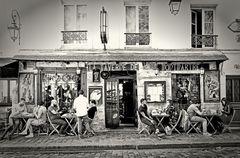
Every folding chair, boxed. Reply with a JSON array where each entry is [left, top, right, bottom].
[[169, 110, 183, 134], [47, 112, 60, 136], [224, 109, 236, 132], [137, 112, 150, 135], [187, 119, 201, 134], [35, 123, 49, 136], [0, 112, 9, 132]]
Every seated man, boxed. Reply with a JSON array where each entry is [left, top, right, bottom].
[[19, 102, 47, 138], [0, 98, 27, 140], [138, 98, 159, 135], [187, 100, 212, 136], [48, 100, 68, 136], [85, 100, 97, 136]]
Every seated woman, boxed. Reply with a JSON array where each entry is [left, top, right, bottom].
[[211, 97, 234, 134], [19, 102, 47, 138]]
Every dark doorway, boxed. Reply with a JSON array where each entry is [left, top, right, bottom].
[[105, 71, 137, 129]]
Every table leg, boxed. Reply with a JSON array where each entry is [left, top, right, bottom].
[[65, 118, 77, 136]]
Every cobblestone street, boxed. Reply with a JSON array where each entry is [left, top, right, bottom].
[[1, 147, 240, 158]]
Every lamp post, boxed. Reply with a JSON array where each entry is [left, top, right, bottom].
[[169, 0, 182, 15], [8, 10, 21, 45]]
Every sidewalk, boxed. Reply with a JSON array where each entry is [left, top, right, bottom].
[[0, 130, 240, 152]]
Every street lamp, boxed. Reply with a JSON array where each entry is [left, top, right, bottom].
[[169, 0, 182, 15], [7, 10, 21, 45]]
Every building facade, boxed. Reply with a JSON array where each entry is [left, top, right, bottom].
[[0, 0, 240, 130]]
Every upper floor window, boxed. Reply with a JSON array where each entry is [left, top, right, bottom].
[[191, 7, 217, 48], [62, 5, 87, 44], [125, 5, 151, 46]]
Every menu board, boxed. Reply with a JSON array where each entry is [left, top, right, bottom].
[[144, 81, 166, 103]]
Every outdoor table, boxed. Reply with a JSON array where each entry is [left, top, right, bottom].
[[202, 114, 220, 133], [61, 113, 77, 136], [12, 113, 34, 133], [151, 112, 170, 133]]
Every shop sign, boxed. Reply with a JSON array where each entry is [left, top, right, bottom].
[[36, 62, 79, 67], [88, 63, 139, 71], [158, 63, 199, 71]]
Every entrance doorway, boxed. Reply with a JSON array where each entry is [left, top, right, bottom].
[[105, 71, 137, 129]]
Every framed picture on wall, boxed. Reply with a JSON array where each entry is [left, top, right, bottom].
[[144, 81, 166, 103], [93, 69, 101, 82], [19, 73, 35, 104], [88, 86, 103, 105], [204, 70, 220, 102]]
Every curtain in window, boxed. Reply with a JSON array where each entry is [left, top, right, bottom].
[[76, 5, 87, 30], [64, 5, 74, 31], [126, 6, 136, 33], [204, 10, 213, 35]]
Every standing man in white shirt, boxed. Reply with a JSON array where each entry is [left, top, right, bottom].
[[73, 90, 93, 138]]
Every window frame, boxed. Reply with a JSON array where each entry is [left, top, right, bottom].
[[0, 78, 18, 106], [125, 4, 151, 47]]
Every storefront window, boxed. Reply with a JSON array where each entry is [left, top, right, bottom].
[[0, 79, 17, 104], [41, 72, 81, 109], [172, 74, 200, 109]]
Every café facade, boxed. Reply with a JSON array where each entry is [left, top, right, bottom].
[[13, 49, 228, 130]]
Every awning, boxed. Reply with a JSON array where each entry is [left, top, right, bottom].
[[0, 58, 18, 78], [0, 59, 16, 67], [13, 49, 228, 62]]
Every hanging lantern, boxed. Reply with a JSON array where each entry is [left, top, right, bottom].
[[169, 0, 182, 15], [7, 10, 21, 45], [100, 7, 108, 50]]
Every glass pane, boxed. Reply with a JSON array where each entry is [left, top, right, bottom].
[[76, 5, 87, 30], [205, 23, 213, 34], [139, 6, 149, 33], [204, 10, 213, 22], [64, 5, 75, 31], [0, 80, 8, 103], [42, 73, 79, 109], [233, 79, 240, 102], [226, 79, 233, 102], [10, 80, 18, 104], [126, 6, 136, 33]]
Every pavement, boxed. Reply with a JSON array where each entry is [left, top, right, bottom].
[[0, 129, 240, 153]]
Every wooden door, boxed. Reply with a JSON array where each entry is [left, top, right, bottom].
[[105, 78, 119, 128]]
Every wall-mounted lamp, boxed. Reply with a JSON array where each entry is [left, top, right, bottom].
[[200, 67, 204, 75], [76, 67, 81, 74], [169, 0, 182, 15], [7, 10, 21, 45], [228, 19, 240, 33]]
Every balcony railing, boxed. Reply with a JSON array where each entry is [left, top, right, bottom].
[[192, 34, 218, 48], [125, 33, 151, 46], [61, 30, 87, 44]]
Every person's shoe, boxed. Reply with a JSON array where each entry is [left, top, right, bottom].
[[78, 134, 85, 139], [213, 131, 220, 135], [58, 133, 66, 137], [203, 132, 212, 136], [157, 133, 165, 137], [19, 131, 27, 135], [155, 129, 160, 134], [25, 133, 34, 138], [66, 132, 75, 136]]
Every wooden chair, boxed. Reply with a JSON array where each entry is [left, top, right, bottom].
[[187, 118, 201, 134], [225, 109, 238, 132], [137, 112, 150, 135], [169, 110, 183, 134], [47, 112, 60, 136], [34, 123, 49, 136]]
